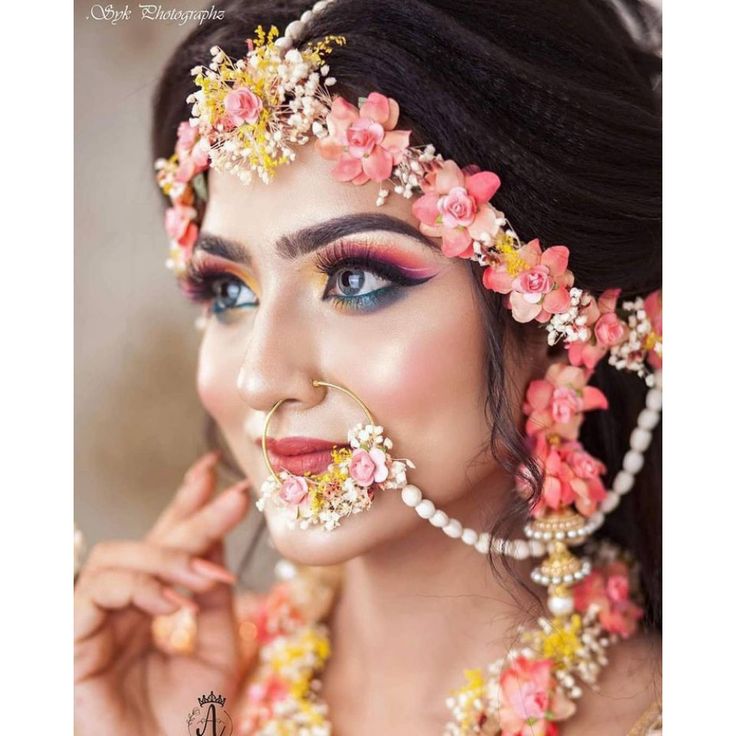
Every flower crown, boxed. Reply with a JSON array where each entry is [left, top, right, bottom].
[[154, 0, 662, 524]]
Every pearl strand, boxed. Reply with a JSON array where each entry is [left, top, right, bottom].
[[587, 368, 662, 530], [400, 370, 662, 559], [274, 0, 336, 53]]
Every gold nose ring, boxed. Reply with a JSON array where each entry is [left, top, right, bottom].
[[260, 379, 376, 484]]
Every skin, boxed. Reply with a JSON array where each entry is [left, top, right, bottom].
[[73, 142, 661, 735]]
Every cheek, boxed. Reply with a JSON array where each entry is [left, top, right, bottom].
[[323, 278, 491, 502], [196, 327, 242, 429]]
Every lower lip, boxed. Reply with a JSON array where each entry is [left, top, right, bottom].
[[268, 448, 346, 476]]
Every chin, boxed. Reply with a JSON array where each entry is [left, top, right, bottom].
[[261, 488, 423, 566]]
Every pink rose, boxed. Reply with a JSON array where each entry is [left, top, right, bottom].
[[224, 86, 263, 126], [567, 448, 603, 480], [278, 475, 309, 505], [175, 121, 210, 171], [315, 92, 411, 185], [522, 436, 607, 519], [349, 449, 376, 487], [483, 240, 575, 324], [164, 204, 198, 252], [176, 120, 198, 150], [550, 387, 584, 425], [524, 363, 608, 441], [514, 265, 553, 302], [573, 562, 643, 638], [606, 574, 630, 603], [348, 448, 388, 487], [412, 159, 502, 258], [437, 186, 477, 228], [346, 117, 385, 158], [594, 312, 626, 348], [498, 656, 576, 736]]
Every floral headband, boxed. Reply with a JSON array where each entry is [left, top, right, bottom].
[[153, 0, 662, 524]]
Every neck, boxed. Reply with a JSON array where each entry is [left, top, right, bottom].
[[323, 475, 541, 722]]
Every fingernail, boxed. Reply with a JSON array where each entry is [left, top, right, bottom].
[[190, 557, 236, 584], [162, 587, 199, 612], [213, 487, 247, 512], [231, 479, 251, 495], [186, 451, 220, 482]]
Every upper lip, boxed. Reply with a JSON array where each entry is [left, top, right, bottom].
[[260, 436, 347, 456]]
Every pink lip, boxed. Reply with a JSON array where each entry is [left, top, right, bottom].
[[261, 436, 348, 476]]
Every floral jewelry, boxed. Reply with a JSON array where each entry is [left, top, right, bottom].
[[257, 379, 415, 531], [153, 2, 663, 733], [235, 540, 648, 736]]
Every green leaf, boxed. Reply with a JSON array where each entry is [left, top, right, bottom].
[[192, 172, 208, 202]]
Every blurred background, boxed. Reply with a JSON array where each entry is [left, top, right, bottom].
[[74, 0, 275, 588]]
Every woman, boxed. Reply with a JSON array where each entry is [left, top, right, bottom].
[[74, 0, 662, 733]]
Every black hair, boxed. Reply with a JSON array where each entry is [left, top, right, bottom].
[[152, 0, 661, 632]]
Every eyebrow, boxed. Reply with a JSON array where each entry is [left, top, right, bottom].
[[194, 212, 439, 264]]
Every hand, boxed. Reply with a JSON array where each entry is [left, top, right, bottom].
[[74, 451, 253, 736]]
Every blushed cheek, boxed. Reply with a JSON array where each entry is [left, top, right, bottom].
[[354, 310, 485, 421], [196, 332, 241, 429]]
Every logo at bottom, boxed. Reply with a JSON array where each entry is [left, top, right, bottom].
[[186, 691, 233, 736]]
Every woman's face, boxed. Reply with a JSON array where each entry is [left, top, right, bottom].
[[191, 143, 535, 565]]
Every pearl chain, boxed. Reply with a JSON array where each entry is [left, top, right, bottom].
[[273, 0, 336, 53], [400, 370, 662, 559]]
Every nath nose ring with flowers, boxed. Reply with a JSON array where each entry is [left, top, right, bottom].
[[257, 379, 416, 532], [154, 2, 663, 733]]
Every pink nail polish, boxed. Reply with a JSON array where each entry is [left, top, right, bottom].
[[162, 587, 199, 612], [190, 557, 236, 584], [231, 479, 251, 495], [185, 451, 220, 482]]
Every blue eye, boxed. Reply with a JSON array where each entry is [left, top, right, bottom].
[[327, 266, 394, 298], [211, 276, 258, 313]]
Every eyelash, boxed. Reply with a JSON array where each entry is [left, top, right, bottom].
[[180, 241, 431, 315]]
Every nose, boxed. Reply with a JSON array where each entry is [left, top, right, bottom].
[[235, 297, 324, 414]]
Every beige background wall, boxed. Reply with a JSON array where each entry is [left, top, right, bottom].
[[74, 1, 275, 588]]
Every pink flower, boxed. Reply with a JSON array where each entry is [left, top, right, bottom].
[[348, 447, 389, 487], [483, 240, 575, 323], [164, 204, 198, 253], [315, 93, 411, 185], [174, 120, 210, 181], [498, 656, 576, 736], [223, 86, 263, 126], [278, 475, 309, 505], [520, 436, 607, 519], [572, 561, 644, 638], [523, 363, 608, 441], [643, 289, 662, 369], [606, 574, 630, 603], [412, 159, 503, 258], [567, 288, 627, 368], [594, 312, 626, 348]]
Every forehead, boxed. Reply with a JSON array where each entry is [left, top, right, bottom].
[[202, 141, 425, 249]]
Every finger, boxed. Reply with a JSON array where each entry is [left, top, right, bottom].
[[191, 540, 243, 673], [161, 480, 251, 555], [83, 540, 236, 593], [146, 450, 221, 542], [75, 568, 194, 643]]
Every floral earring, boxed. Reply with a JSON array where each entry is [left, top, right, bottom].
[[256, 379, 415, 531]]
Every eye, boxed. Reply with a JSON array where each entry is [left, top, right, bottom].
[[315, 243, 437, 314], [325, 266, 394, 299], [211, 276, 258, 313]]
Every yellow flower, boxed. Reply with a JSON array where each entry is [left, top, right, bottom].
[[540, 614, 583, 665]]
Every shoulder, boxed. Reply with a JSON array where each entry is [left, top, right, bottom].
[[563, 630, 662, 736]]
